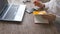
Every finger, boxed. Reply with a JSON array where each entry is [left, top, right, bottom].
[[41, 15, 49, 19]]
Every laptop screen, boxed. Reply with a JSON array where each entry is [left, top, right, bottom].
[[0, 0, 8, 14]]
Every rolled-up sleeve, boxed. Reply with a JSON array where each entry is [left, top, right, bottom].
[[43, 0, 53, 9]]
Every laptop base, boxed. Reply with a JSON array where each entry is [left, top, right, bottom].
[[0, 4, 26, 22]]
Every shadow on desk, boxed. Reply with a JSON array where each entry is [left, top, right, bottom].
[[54, 22, 60, 33], [0, 20, 22, 25]]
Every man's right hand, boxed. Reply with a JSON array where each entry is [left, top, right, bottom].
[[41, 14, 56, 21]]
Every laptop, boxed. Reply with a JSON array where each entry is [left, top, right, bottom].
[[0, 0, 26, 22]]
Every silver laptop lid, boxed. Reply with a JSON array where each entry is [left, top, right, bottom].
[[0, 0, 8, 14]]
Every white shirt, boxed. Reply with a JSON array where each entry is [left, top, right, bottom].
[[44, 0, 60, 21]]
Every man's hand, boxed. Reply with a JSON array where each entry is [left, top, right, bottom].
[[34, 1, 45, 8], [41, 14, 56, 21]]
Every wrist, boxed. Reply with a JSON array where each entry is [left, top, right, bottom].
[[40, 4, 45, 9]]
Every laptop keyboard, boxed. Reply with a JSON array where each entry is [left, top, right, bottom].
[[4, 5, 19, 19]]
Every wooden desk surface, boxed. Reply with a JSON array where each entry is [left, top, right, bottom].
[[0, 0, 59, 34], [0, 13, 59, 34]]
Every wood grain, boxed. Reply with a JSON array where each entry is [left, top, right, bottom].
[[0, 0, 59, 34]]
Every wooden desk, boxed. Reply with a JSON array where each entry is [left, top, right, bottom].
[[0, 12, 59, 34], [0, 0, 59, 34]]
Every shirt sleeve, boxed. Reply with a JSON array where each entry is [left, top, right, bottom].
[[55, 15, 60, 22], [43, 0, 53, 9]]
